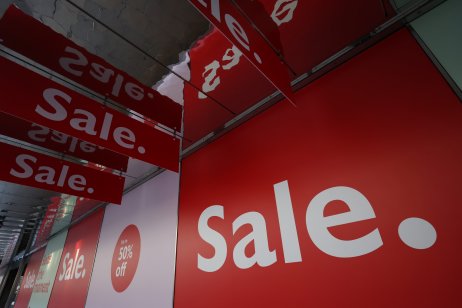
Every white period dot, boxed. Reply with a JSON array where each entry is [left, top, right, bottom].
[[138, 146, 145, 154], [254, 52, 262, 64], [87, 187, 94, 194], [398, 217, 437, 249]]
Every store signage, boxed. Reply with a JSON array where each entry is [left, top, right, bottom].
[[14, 250, 46, 308], [111, 224, 141, 292], [0, 113, 128, 172], [47, 208, 104, 308], [85, 171, 179, 307], [28, 196, 76, 308], [0, 5, 182, 130], [0, 57, 180, 172], [0, 142, 124, 203], [198, 180, 435, 272], [187, 0, 294, 103]]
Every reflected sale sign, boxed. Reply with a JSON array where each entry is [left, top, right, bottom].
[[0, 142, 124, 203], [0, 56, 179, 172], [188, 0, 294, 103], [0, 113, 128, 172], [0, 5, 182, 130]]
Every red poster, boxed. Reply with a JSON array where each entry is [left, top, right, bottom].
[[0, 142, 124, 204], [175, 30, 462, 307], [47, 207, 104, 308], [14, 249, 46, 308], [0, 57, 179, 172], [0, 113, 128, 172], [0, 5, 182, 130], [14, 197, 62, 308], [187, 0, 294, 103]]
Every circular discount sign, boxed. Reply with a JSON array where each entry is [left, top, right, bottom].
[[111, 224, 141, 292]]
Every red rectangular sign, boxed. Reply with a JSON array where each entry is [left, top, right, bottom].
[[14, 249, 46, 308], [0, 56, 179, 172], [0, 113, 128, 172], [187, 0, 294, 103], [174, 30, 462, 307], [0, 5, 182, 130], [47, 207, 104, 308], [0, 142, 124, 203]]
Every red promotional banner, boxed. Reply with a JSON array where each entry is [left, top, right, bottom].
[[0, 142, 124, 203], [14, 197, 62, 308], [14, 250, 46, 308], [187, 0, 294, 103], [175, 30, 462, 307], [0, 57, 179, 172], [0, 113, 128, 172], [0, 5, 182, 130], [47, 207, 104, 308]]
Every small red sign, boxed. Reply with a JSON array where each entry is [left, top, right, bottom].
[[187, 0, 294, 103], [0, 5, 182, 130], [0, 56, 179, 172], [111, 224, 141, 292], [0, 112, 128, 172], [0, 142, 124, 203]]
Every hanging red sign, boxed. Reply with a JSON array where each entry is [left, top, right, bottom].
[[0, 5, 182, 130], [0, 113, 129, 172], [187, 0, 294, 103], [0, 142, 124, 204], [0, 57, 179, 172]]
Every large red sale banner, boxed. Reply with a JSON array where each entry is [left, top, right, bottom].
[[175, 29, 462, 307]]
